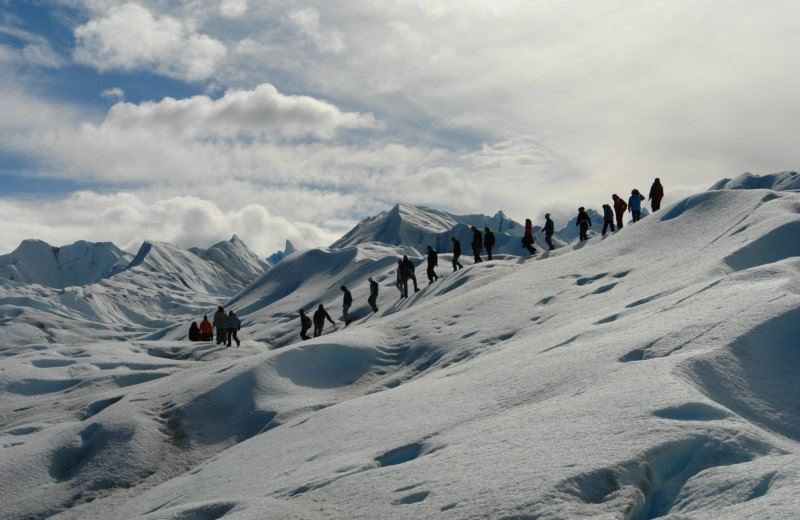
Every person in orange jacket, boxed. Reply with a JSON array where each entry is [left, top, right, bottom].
[[199, 315, 213, 341]]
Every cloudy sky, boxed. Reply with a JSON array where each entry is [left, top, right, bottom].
[[1, 1, 798, 255]]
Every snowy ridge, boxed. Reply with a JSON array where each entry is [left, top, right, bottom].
[[711, 170, 800, 191], [2, 176, 800, 518], [0, 240, 132, 288]]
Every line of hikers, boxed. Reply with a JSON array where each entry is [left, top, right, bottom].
[[188, 306, 242, 347], [577, 178, 664, 242]]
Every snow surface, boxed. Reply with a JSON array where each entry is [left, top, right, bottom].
[[2, 177, 800, 519], [710, 171, 800, 191]]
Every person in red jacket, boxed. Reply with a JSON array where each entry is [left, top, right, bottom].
[[199, 315, 213, 341], [522, 218, 536, 255], [612, 194, 627, 230], [649, 178, 664, 211]]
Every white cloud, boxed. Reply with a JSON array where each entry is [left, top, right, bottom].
[[287, 7, 345, 54], [100, 87, 125, 101], [73, 2, 226, 81], [219, 0, 247, 18], [0, 23, 64, 68]]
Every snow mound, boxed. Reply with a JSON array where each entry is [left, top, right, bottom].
[[267, 239, 297, 265], [0, 240, 131, 288], [710, 171, 800, 191]]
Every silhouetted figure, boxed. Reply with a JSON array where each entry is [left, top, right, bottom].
[[313, 304, 335, 337], [602, 204, 616, 235], [471, 226, 483, 263], [368, 278, 379, 312], [188, 321, 200, 341], [612, 194, 627, 230], [400, 255, 419, 297], [629, 189, 645, 222], [649, 178, 664, 211], [395, 260, 404, 296], [451, 237, 463, 271], [213, 306, 227, 345], [299, 309, 312, 340], [226, 311, 241, 347], [341, 285, 353, 325], [576, 207, 592, 241], [199, 315, 213, 341], [426, 246, 439, 283], [484, 227, 495, 260], [543, 214, 554, 250], [522, 218, 536, 254]]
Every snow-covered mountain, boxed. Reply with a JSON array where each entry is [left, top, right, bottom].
[[189, 235, 271, 287], [0, 239, 132, 288], [710, 170, 800, 191], [2, 173, 800, 519], [267, 239, 297, 265]]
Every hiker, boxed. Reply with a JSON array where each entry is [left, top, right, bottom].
[[612, 194, 627, 230], [544, 214, 555, 250], [484, 227, 495, 260], [188, 321, 200, 341], [629, 189, 645, 222], [226, 310, 241, 347], [368, 278, 379, 312], [602, 204, 616, 235], [576, 207, 592, 241], [341, 285, 353, 324], [426, 246, 439, 283], [395, 260, 404, 296], [471, 226, 483, 263], [299, 309, 312, 340], [400, 255, 419, 297], [522, 218, 536, 255], [649, 178, 664, 212], [313, 304, 335, 337], [199, 315, 213, 341], [213, 306, 227, 345], [451, 237, 463, 271]]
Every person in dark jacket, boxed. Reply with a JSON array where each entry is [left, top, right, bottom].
[[612, 194, 627, 229], [602, 204, 616, 236], [341, 285, 353, 324], [543, 214, 555, 250], [226, 310, 241, 347], [299, 309, 312, 340], [426, 246, 439, 283], [470, 226, 483, 263], [400, 255, 419, 297], [629, 189, 645, 222], [483, 227, 495, 260], [367, 278, 379, 312], [188, 321, 200, 341], [522, 218, 536, 254], [313, 304, 335, 337], [451, 237, 463, 271], [213, 306, 227, 345], [395, 260, 404, 296], [649, 178, 664, 211], [576, 207, 592, 241], [199, 315, 213, 341]]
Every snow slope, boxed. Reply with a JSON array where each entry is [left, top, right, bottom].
[[0, 240, 132, 288], [2, 181, 800, 519], [710, 170, 800, 191]]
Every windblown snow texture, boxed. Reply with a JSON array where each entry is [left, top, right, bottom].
[[1, 173, 800, 519]]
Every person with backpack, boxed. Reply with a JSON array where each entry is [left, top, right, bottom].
[[426, 246, 439, 283], [226, 310, 241, 347], [313, 304, 335, 337], [521, 218, 536, 254], [470, 226, 483, 263], [576, 207, 592, 241], [213, 306, 227, 345], [649, 178, 664, 211], [484, 227, 495, 260], [629, 189, 645, 222], [612, 194, 627, 229], [602, 204, 616, 236], [367, 278, 379, 312], [188, 321, 200, 341], [199, 315, 213, 341], [543, 214, 555, 250], [451, 237, 463, 271], [341, 285, 353, 325], [395, 260, 404, 296], [299, 309, 312, 340], [400, 255, 419, 297]]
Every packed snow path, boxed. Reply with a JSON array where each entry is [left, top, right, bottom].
[[2, 188, 800, 518]]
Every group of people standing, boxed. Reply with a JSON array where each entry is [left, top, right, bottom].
[[577, 178, 664, 242], [188, 306, 241, 347]]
